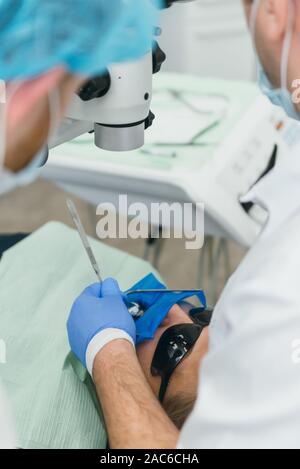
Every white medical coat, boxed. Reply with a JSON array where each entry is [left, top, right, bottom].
[[0, 382, 15, 449], [179, 124, 300, 449]]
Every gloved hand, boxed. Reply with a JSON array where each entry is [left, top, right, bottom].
[[67, 278, 136, 375]]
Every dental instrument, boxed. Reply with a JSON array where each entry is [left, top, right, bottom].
[[66, 198, 102, 283], [66, 198, 144, 318], [127, 289, 206, 296]]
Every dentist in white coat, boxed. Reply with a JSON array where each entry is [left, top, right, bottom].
[[66, 0, 300, 449], [178, 0, 300, 448]]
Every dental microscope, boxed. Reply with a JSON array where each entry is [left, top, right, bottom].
[[50, 0, 192, 153]]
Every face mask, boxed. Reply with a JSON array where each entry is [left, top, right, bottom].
[[256, 61, 300, 120], [0, 83, 60, 196], [251, 0, 299, 120], [0, 145, 48, 196]]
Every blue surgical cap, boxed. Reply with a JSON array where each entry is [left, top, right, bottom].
[[0, 0, 161, 80]]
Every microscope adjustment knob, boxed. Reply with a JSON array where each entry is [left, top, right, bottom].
[[152, 41, 166, 74], [145, 110, 155, 130], [163, 0, 191, 8], [78, 72, 111, 101]]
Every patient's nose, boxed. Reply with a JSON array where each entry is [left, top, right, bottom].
[[159, 304, 193, 328]]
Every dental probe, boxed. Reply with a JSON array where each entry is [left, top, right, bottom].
[[66, 198, 143, 318], [67, 198, 102, 283], [127, 289, 205, 296]]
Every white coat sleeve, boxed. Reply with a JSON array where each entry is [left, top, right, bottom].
[[178, 253, 300, 449], [0, 382, 16, 449]]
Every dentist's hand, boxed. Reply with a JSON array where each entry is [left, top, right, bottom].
[[67, 278, 136, 375]]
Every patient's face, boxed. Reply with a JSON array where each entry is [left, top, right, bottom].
[[136, 304, 209, 403]]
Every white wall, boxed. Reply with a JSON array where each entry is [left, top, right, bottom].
[[159, 0, 256, 81]]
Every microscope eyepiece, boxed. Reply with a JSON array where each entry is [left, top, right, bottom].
[[78, 72, 111, 102]]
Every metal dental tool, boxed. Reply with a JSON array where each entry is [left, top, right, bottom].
[[66, 198, 102, 283], [66, 198, 144, 318], [127, 289, 206, 295]]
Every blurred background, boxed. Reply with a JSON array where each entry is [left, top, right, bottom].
[[0, 0, 255, 301], [160, 0, 255, 80]]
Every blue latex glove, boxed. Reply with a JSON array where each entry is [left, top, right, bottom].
[[124, 274, 207, 345], [67, 278, 136, 369]]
